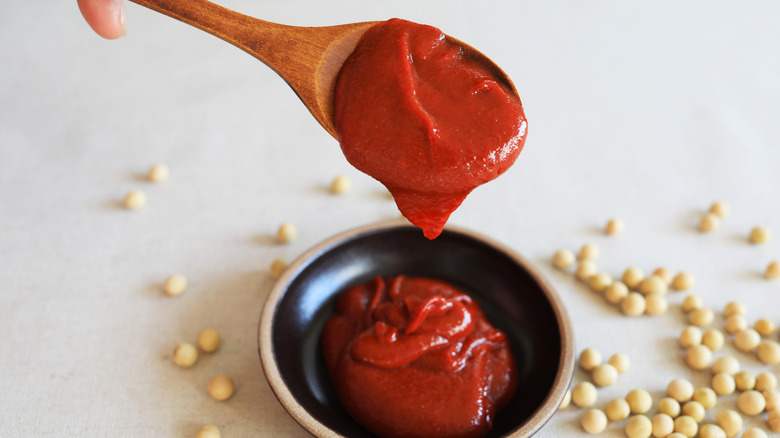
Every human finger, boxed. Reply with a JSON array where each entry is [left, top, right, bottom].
[[77, 0, 126, 39]]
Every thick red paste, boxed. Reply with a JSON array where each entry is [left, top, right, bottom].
[[334, 18, 527, 239], [321, 276, 517, 438]]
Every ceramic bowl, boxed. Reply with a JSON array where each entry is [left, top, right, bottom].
[[259, 221, 574, 437]]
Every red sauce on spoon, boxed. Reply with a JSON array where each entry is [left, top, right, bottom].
[[334, 18, 527, 239]]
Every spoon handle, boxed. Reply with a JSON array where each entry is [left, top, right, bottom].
[[127, 0, 376, 138], [128, 0, 297, 68]]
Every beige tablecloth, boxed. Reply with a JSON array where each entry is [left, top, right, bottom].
[[2, 0, 779, 436]]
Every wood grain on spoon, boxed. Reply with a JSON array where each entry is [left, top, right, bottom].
[[129, 0, 377, 139], [128, 0, 519, 140]]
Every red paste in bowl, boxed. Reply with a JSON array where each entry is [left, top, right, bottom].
[[334, 18, 527, 239], [321, 276, 518, 438]]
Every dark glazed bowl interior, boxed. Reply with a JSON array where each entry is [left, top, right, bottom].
[[259, 222, 574, 437]]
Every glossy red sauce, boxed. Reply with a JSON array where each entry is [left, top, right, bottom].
[[334, 18, 527, 239], [321, 276, 517, 438]]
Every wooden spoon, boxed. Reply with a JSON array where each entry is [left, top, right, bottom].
[[128, 0, 518, 140]]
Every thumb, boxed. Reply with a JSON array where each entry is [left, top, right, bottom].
[[78, 0, 126, 40]]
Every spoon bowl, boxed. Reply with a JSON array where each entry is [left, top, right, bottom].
[[129, 0, 517, 139]]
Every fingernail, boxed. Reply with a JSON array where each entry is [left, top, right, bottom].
[[117, 0, 126, 37]]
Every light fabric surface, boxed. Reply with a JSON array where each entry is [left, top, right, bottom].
[[1, 1, 779, 436]]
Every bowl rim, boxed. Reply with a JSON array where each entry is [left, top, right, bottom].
[[258, 220, 575, 437]]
